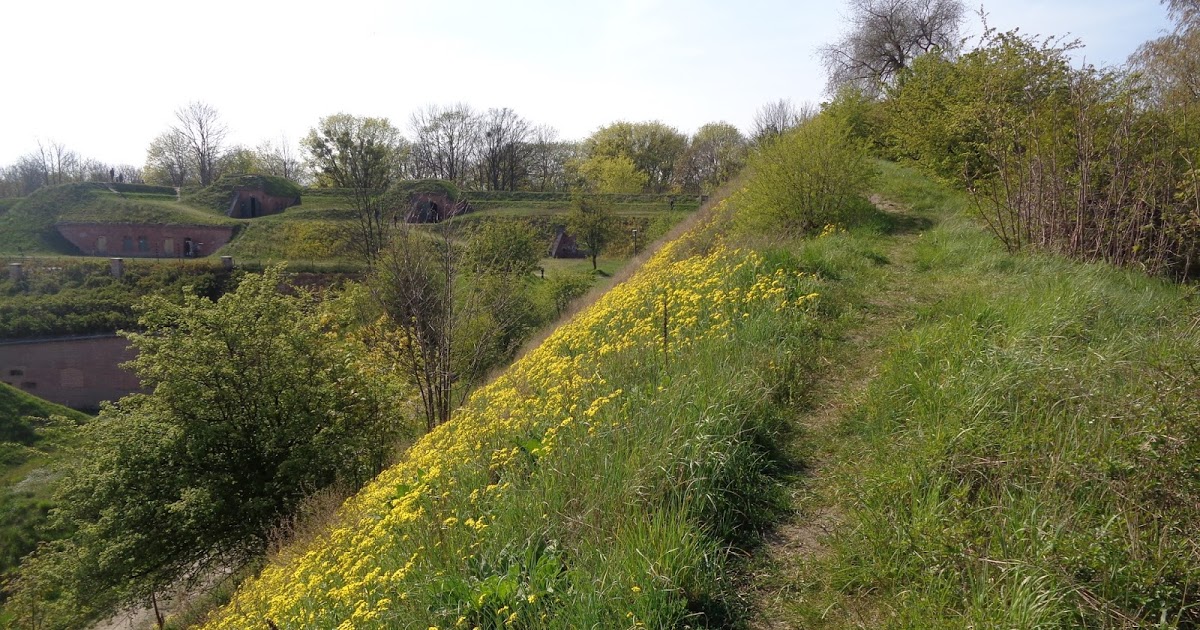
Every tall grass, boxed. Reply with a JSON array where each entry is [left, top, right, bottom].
[[803, 165, 1200, 627]]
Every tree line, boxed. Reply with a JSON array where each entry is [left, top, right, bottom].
[[1, 99, 817, 201]]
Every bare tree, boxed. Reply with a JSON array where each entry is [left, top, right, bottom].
[[173, 101, 228, 186], [527, 127, 579, 191], [370, 225, 532, 429], [408, 103, 480, 185], [751, 99, 816, 145], [820, 0, 966, 97], [145, 130, 194, 187], [256, 136, 307, 183], [477, 107, 532, 190]]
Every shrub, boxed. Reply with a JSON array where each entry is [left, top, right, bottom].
[[742, 114, 876, 234]]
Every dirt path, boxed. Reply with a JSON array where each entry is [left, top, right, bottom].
[[743, 198, 932, 628]]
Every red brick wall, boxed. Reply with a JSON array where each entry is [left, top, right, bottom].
[[56, 223, 237, 258], [0, 335, 143, 410], [228, 189, 300, 218]]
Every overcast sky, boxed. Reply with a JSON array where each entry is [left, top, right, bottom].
[[0, 0, 1173, 168]]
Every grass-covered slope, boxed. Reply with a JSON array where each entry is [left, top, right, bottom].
[[751, 163, 1200, 628], [0, 382, 88, 446], [201, 195, 844, 627], [183, 174, 302, 214], [0, 382, 89, 611], [0, 183, 235, 255]]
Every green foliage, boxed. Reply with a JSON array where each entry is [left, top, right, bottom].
[[772, 163, 1200, 628], [0, 384, 88, 608], [585, 121, 688, 193], [567, 195, 618, 270], [11, 267, 406, 628], [468, 221, 541, 276], [303, 113, 407, 262], [741, 114, 877, 234], [575, 155, 648, 194], [0, 260, 242, 340], [0, 198, 21, 216], [0, 383, 87, 446], [389, 178, 460, 201], [109, 183, 177, 196], [882, 28, 1200, 277], [537, 270, 593, 316], [672, 122, 748, 195]]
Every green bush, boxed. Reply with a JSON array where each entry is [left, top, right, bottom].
[[741, 114, 876, 234]]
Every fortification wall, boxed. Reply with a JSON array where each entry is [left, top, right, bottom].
[[56, 223, 236, 257], [0, 335, 143, 410], [228, 189, 300, 218]]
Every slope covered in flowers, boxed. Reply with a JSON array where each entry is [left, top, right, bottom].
[[204, 201, 827, 628]]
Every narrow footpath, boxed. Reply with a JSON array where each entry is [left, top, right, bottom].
[[742, 193, 942, 628]]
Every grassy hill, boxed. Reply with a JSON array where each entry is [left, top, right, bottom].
[[0, 382, 89, 618], [188, 162, 1200, 629], [0, 382, 88, 447], [0, 181, 693, 267], [0, 183, 236, 256]]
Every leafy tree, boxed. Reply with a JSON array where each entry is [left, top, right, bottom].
[[255, 136, 307, 183], [742, 114, 875, 234], [144, 129, 194, 187], [11, 267, 403, 629], [370, 227, 536, 430], [217, 145, 263, 179], [468, 221, 542, 276], [567, 195, 617, 270], [303, 113, 408, 263], [820, 0, 966, 97], [585, 121, 687, 193], [673, 122, 748, 194], [576, 154, 647, 194]]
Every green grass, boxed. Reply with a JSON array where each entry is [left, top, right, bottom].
[[183, 174, 302, 213], [0, 383, 90, 605], [750, 162, 1200, 628], [189, 177, 862, 628], [0, 183, 236, 256]]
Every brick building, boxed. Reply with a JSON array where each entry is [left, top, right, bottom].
[[56, 223, 237, 258], [227, 186, 301, 218], [0, 335, 143, 410]]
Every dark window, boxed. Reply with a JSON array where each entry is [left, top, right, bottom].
[[123, 236, 133, 251], [8, 369, 22, 376], [20, 382, 36, 389], [138, 236, 149, 252]]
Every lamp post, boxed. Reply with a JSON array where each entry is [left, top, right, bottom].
[[631, 228, 640, 254]]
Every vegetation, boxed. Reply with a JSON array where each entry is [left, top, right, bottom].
[[196, 190, 834, 628], [750, 160, 1200, 629], [740, 114, 877, 234], [856, 8, 1200, 278], [182, 173, 302, 214], [0, 383, 89, 613], [567, 195, 618, 270], [10, 268, 408, 628], [304, 113, 409, 263], [0, 260, 242, 340]]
